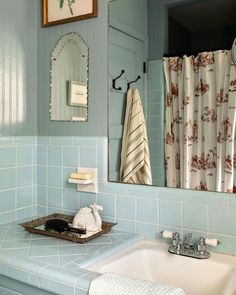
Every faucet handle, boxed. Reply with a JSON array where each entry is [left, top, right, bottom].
[[205, 238, 220, 247], [161, 230, 174, 238]]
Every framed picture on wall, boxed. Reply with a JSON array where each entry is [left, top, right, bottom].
[[42, 0, 98, 27]]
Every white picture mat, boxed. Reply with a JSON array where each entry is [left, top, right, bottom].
[[48, 0, 93, 22]]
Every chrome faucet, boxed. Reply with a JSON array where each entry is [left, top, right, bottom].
[[161, 231, 220, 259]]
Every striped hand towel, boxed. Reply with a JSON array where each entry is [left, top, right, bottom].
[[120, 89, 152, 185]]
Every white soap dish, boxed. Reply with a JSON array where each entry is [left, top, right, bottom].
[[68, 167, 98, 194], [68, 178, 93, 185]]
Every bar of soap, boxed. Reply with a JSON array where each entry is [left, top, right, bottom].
[[70, 173, 91, 180]]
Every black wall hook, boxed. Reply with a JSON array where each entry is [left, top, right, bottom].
[[127, 75, 141, 90], [112, 70, 125, 91]]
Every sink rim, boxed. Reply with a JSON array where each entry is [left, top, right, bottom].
[[86, 239, 236, 271], [86, 239, 236, 295]]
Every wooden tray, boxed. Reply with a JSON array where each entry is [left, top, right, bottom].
[[19, 213, 116, 244]]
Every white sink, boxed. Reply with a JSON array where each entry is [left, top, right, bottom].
[[86, 240, 236, 295]]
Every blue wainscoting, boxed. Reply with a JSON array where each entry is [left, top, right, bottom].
[[0, 137, 37, 224], [36, 136, 236, 256]]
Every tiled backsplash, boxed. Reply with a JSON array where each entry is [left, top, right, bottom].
[[36, 136, 236, 255], [0, 136, 37, 224], [1, 136, 236, 255]]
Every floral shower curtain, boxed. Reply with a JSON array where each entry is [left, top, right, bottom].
[[163, 50, 236, 192]]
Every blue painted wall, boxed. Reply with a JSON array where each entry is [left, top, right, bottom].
[[0, 0, 37, 136], [147, 60, 165, 186], [37, 0, 108, 136]]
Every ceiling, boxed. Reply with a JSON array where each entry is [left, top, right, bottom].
[[168, 0, 236, 32]]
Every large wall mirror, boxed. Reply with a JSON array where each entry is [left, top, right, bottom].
[[50, 32, 88, 122], [108, 0, 236, 193]]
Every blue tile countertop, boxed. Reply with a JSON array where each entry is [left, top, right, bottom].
[[0, 217, 140, 295]]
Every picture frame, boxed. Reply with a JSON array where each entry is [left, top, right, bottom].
[[42, 0, 98, 27], [68, 81, 88, 107]]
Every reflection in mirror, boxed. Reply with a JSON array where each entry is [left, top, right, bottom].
[[50, 33, 88, 121], [108, 0, 236, 193]]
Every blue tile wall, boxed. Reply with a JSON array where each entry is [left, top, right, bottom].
[[36, 136, 236, 255], [1, 135, 236, 255], [0, 136, 37, 224]]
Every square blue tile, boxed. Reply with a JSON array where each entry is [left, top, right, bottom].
[[137, 198, 157, 223], [73, 137, 97, 147], [157, 187, 190, 202], [0, 168, 16, 190], [37, 185, 48, 206], [190, 190, 228, 206], [0, 210, 15, 225], [37, 136, 51, 145], [17, 186, 33, 208], [116, 196, 136, 220], [32, 145, 37, 165], [79, 192, 96, 208], [106, 182, 126, 195], [137, 222, 158, 240], [97, 147, 107, 179], [48, 187, 63, 208], [16, 206, 34, 221], [17, 146, 33, 166], [97, 193, 115, 216], [48, 146, 62, 166], [51, 136, 73, 145], [63, 188, 79, 210], [183, 203, 208, 231], [116, 219, 135, 232], [127, 185, 156, 199], [17, 166, 33, 187], [80, 147, 97, 168], [63, 146, 79, 167], [209, 206, 236, 236], [37, 205, 48, 216], [14, 136, 36, 145], [37, 166, 48, 185], [63, 167, 76, 188], [48, 166, 63, 187], [0, 190, 15, 212], [159, 200, 182, 227], [37, 145, 48, 165], [0, 137, 14, 146], [0, 147, 16, 167]]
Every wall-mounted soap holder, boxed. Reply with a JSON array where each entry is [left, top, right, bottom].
[[68, 167, 98, 194]]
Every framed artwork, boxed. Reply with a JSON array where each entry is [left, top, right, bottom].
[[42, 0, 98, 27], [68, 81, 88, 107]]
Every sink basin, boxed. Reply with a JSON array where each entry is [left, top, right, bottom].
[[86, 240, 236, 295]]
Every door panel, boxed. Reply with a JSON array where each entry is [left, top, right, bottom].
[[108, 27, 146, 181]]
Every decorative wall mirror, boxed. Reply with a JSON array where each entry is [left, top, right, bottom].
[[50, 32, 88, 122], [108, 0, 236, 193]]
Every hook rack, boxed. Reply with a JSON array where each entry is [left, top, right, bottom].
[[112, 70, 125, 91], [127, 75, 141, 90]]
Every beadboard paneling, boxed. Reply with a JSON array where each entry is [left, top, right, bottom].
[[0, 0, 37, 135], [37, 0, 108, 136]]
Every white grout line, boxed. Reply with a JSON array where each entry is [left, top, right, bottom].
[[37, 264, 51, 288]]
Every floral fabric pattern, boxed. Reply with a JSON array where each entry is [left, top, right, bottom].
[[163, 50, 236, 192]]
